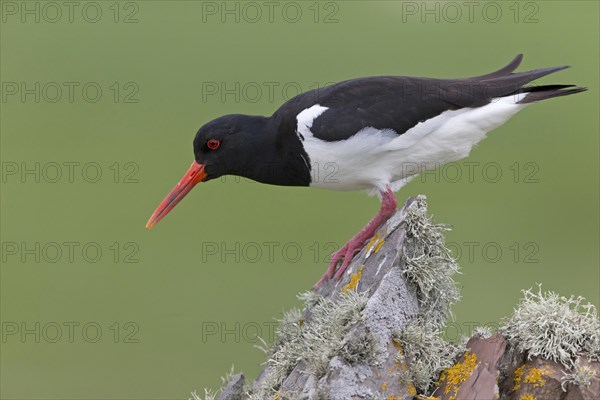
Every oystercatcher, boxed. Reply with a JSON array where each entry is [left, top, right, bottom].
[[146, 54, 585, 287]]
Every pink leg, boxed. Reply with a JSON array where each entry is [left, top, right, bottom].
[[314, 187, 397, 288]]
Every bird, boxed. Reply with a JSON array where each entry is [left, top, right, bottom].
[[145, 54, 586, 287]]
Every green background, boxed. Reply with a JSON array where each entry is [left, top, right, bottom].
[[1, 0, 598, 398]]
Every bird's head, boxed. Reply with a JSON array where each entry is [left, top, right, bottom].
[[145, 114, 269, 229]]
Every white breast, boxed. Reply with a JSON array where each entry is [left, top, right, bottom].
[[297, 95, 529, 193]]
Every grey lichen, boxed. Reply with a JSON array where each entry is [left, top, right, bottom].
[[388, 196, 464, 396], [500, 285, 600, 369], [190, 389, 216, 400], [561, 359, 599, 391], [402, 195, 460, 328], [338, 323, 379, 367], [193, 365, 239, 400], [473, 326, 494, 339], [395, 318, 464, 394], [249, 290, 374, 399]]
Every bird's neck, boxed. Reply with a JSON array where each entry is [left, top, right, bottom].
[[237, 117, 311, 187]]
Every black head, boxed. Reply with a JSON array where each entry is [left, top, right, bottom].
[[146, 113, 310, 229], [193, 114, 269, 181]]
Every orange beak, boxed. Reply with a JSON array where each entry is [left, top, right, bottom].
[[145, 161, 207, 229]]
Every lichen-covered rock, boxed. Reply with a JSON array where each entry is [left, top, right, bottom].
[[560, 358, 600, 400], [197, 195, 599, 400], [248, 197, 428, 399], [215, 195, 463, 399], [497, 356, 600, 400], [433, 334, 506, 400]]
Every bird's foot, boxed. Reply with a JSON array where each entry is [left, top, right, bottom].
[[332, 238, 365, 279], [313, 234, 368, 289], [313, 186, 397, 290]]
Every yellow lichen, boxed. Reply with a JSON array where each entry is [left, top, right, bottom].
[[514, 365, 526, 391], [366, 233, 381, 253], [342, 265, 364, 293], [374, 236, 386, 253], [381, 381, 388, 391], [437, 370, 447, 385], [519, 395, 535, 400], [407, 382, 417, 395], [524, 366, 552, 388], [392, 340, 408, 372], [391, 338, 419, 396], [514, 364, 552, 391], [441, 352, 478, 400]]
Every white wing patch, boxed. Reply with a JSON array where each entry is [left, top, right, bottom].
[[296, 105, 329, 138]]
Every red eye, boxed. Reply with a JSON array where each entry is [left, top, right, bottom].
[[207, 139, 220, 150]]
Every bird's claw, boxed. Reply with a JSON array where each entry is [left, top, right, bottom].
[[332, 243, 361, 279], [313, 241, 361, 289]]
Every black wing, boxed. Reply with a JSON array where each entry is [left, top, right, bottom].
[[272, 54, 575, 142]]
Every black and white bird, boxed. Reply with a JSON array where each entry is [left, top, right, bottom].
[[146, 54, 586, 287]]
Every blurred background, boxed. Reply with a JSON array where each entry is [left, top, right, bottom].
[[1, 1, 598, 398]]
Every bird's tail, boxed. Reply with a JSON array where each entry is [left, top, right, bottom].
[[516, 84, 588, 104], [470, 54, 587, 103]]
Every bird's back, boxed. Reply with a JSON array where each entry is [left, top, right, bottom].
[[272, 54, 585, 143]]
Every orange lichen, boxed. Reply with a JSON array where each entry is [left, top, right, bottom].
[[342, 265, 364, 293], [441, 352, 478, 400], [381, 381, 388, 391], [524, 366, 552, 388]]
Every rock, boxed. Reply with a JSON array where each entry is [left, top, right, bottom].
[[499, 356, 600, 400], [251, 196, 428, 399], [434, 333, 507, 400], [219, 373, 245, 400], [433, 342, 600, 400], [201, 195, 599, 400]]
